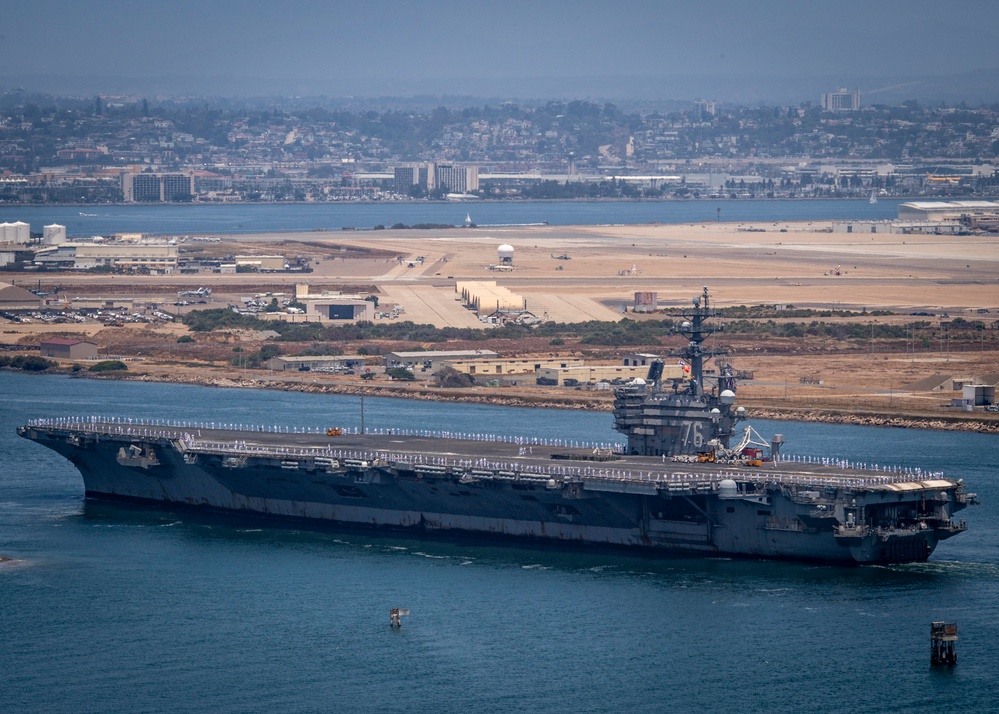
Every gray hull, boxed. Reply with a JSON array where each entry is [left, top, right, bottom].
[[18, 421, 970, 564]]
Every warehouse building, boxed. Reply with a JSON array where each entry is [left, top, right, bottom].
[[39, 338, 99, 360], [442, 357, 583, 376], [898, 200, 999, 223], [33, 243, 178, 273], [384, 349, 498, 372], [266, 355, 366, 372], [305, 299, 375, 321], [538, 362, 686, 387], [0, 282, 44, 310], [456, 281, 525, 315], [234, 255, 287, 272]]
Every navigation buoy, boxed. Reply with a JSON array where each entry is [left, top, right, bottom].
[[390, 608, 410, 628]]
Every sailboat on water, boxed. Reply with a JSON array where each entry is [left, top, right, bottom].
[[869, 190, 878, 204]]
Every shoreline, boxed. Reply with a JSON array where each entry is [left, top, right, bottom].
[[3, 195, 920, 209], [68, 369, 999, 435]]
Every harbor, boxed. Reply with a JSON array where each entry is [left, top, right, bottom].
[[2, 371, 998, 713]]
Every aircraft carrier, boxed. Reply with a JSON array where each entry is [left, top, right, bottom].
[[17, 289, 975, 564]]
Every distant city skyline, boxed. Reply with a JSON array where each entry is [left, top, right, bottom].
[[2, 0, 999, 103]]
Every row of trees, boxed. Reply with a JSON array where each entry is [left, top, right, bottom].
[[181, 308, 996, 351]]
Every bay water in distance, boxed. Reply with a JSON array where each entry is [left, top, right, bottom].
[[2, 372, 998, 713], [2, 198, 902, 238]]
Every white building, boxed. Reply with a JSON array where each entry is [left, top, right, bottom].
[[898, 200, 999, 223], [393, 163, 478, 194], [435, 164, 479, 194], [121, 172, 195, 202], [393, 163, 437, 193], [33, 242, 177, 273], [694, 99, 716, 118], [821, 88, 861, 111]]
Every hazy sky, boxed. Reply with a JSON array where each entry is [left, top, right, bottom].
[[3, 0, 999, 99]]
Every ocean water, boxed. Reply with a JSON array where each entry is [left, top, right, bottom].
[[2, 371, 998, 713], [1, 198, 901, 238]]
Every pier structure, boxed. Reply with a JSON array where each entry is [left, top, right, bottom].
[[931, 622, 958, 665]]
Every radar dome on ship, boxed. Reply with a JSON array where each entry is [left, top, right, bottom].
[[720, 389, 736, 405], [718, 479, 738, 498]]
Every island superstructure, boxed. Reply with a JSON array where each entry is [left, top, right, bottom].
[[17, 289, 975, 564]]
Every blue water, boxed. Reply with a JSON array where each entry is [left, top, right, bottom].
[[3, 372, 998, 713], [1, 199, 902, 238]]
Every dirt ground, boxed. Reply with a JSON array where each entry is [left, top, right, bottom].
[[13, 221, 998, 316], [3, 220, 998, 420]]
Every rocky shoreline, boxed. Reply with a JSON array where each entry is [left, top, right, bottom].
[[745, 407, 999, 434], [100, 370, 999, 435]]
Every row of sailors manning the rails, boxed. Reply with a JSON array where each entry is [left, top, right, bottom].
[[110, 444, 951, 489], [31, 418, 945, 481]]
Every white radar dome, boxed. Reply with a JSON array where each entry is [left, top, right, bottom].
[[631, 377, 646, 385], [720, 389, 736, 405], [718, 479, 738, 498], [498, 244, 515, 259]]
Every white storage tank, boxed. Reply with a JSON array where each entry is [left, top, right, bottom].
[[43, 224, 68, 245], [12, 221, 30, 244]]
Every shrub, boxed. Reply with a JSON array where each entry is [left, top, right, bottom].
[[89, 360, 128, 372], [0, 355, 56, 371], [386, 367, 415, 381], [177, 335, 195, 343], [230, 343, 282, 369], [182, 309, 264, 332], [434, 365, 474, 388]]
